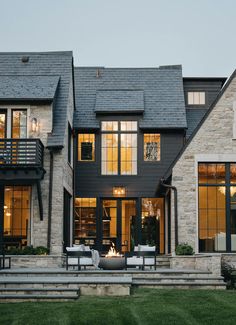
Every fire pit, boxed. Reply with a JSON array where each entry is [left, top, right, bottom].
[[99, 243, 125, 270]]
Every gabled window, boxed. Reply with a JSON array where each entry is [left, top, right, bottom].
[[101, 121, 137, 175], [187, 92, 205, 105], [78, 134, 95, 161]]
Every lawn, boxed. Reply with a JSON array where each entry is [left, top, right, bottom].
[[0, 289, 236, 325]]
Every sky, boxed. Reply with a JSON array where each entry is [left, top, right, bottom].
[[0, 0, 235, 77]]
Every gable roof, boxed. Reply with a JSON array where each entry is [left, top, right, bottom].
[[0, 75, 60, 101], [95, 90, 144, 113], [0, 51, 73, 148], [74, 65, 187, 129], [162, 69, 236, 181]]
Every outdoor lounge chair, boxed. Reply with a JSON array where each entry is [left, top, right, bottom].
[[66, 247, 93, 270], [125, 245, 157, 270]]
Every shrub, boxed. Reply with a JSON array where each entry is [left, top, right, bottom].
[[175, 243, 194, 255], [6, 246, 49, 255], [221, 261, 235, 289]]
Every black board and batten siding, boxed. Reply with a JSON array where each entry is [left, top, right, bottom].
[[75, 129, 185, 198]]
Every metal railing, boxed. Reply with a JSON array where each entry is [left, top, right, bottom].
[[0, 138, 44, 167]]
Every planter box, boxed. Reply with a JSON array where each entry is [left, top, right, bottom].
[[6, 255, 63, 268], [170, 254, 221, 276]]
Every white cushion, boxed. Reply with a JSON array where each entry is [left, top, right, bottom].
[[134, 246, 138, 252], [84, 246, 91, 251], [144, 257, 155, 265], [126, 257, 143, 265], [68, 257, 93, 266], [66, 247, 80, 252], [73, 244, 85, 251], [138, 245, 156, 252]]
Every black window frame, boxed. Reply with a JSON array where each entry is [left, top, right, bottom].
[[198, 162, 236, 253]]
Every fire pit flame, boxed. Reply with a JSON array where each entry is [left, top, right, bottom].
[[105, 242, 122, 257]]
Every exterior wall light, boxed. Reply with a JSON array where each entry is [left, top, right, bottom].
[[113, 186, 126, 197], [31, 117, 39, 133]]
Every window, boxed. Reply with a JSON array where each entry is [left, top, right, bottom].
[[4, 186, 31, 248], [198, 163, 236, 252], [0, 110, 6, 138], [101, 121, 137, 175], [74, 198, 96, 244], [144, 134, 160, 161], [68, 124, 73, 164], [78, 134, 95, 161], [188, 92, 205, 105], [12, 110, 27, 138]]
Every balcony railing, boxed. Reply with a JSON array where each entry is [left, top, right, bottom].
[[0, 139, 44, 168]]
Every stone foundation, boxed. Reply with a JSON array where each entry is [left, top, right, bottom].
[[170, 254, 222, 276], [8, 255, 63, 268]]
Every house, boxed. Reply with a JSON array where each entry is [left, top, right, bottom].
[[0, 52, 74, 255], [171, 70, 236, 257], [0, 50, 230, 261]]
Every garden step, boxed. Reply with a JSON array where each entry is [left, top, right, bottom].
[[0, 294, 79, 302]]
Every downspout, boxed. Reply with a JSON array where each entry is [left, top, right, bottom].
[[160, 178, 178, 250], [47, 150, 54, 251]]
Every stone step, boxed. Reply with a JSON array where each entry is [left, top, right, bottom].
[[0, 294, 79, 302], [135, 282, 226, 289], [133, 277, 225, 284], [0, 288, 80, 296]]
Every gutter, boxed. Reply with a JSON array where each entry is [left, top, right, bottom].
[[160, 178, 178, 250]]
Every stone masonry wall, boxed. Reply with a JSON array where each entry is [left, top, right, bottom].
[[171, 75, 236, 253], [28, 74, 74, 255]]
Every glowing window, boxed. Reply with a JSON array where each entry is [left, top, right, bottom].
[[78, 134, 95, 161], [144, 134, 160, 161]]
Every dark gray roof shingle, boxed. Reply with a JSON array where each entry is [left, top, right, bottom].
[[0, 75, 60, 100], [0, 52, 73, 148], [74, 66, 187, 129], [95, 90, 144, 113]]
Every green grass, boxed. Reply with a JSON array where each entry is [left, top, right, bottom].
[[1, 289, 236, 325]]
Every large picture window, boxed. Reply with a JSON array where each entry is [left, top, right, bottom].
[[198, 163, 236, 252], [101, 121, 137, 175]]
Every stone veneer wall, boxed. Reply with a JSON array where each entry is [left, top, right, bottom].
[[171, 75, 236, 253], [29, 75, 74, 255]]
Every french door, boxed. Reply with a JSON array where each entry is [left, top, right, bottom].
[[100, 199, 137, 253]]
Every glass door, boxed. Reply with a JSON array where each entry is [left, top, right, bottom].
[[0, 110, 6, 138], [101, 199, 137, 253]]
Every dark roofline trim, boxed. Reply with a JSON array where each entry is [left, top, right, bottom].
[[0, 51, 72, 56], [162, 70, 236, 180], [95, 109, 144, 114], [0, 99, 53, 104], [183, 77, 227, 81]]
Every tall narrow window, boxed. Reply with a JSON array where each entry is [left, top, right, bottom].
[[12, 110, 27, 138], [78, 134, 95, 161], [74, 198, 96, 246], [4, 186, 31, 248], [198, 163, 226, 252], [68, 123, 73, 164], [101, 121, 137, 175], [0, 110, 6, 138], [144, 134, 160, 161]]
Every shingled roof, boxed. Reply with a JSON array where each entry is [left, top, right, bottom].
[[74, 66, 187, 129], [0, 75, 60, 101], [0, 52, 73, 148]]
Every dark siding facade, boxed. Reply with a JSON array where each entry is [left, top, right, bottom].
[[75, 127, 184, 198], [183, 78, 226, 138]]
